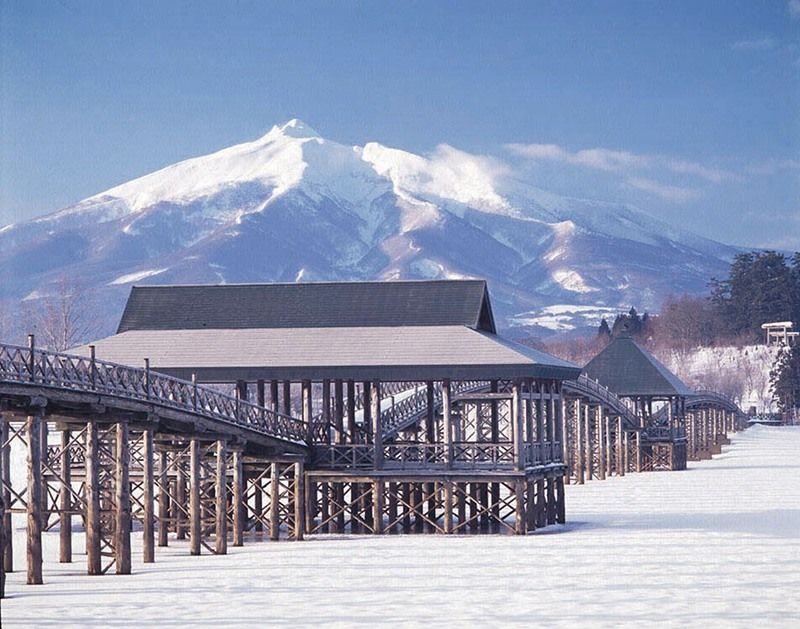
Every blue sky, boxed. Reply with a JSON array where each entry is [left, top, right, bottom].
[[1, 1, 798, 249]]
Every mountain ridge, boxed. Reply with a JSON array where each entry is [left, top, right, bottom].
[[0, 119, 738, 339]]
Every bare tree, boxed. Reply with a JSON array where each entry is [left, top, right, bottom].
[[29, 275, 100, 351]]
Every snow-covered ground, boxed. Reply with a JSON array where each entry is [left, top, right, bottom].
[[3, 426, 799, 627]]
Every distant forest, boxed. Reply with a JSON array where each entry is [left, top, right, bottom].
[[597, 250, 800, 351]]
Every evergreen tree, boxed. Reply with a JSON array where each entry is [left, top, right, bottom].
[[598, 318, 612, 339], [770, 345, 800, 412]]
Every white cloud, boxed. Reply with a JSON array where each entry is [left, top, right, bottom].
[[506, 142, 732, 183], [625, 177, 702, 203], [731, 36, 779, 51]]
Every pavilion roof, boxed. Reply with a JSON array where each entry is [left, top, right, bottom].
[[583, 336, 692, 398]]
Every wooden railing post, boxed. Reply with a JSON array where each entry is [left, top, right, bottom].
[[144, 358, 151, 399], [90, 345, 97, 389], [27, 334, 35, 382]]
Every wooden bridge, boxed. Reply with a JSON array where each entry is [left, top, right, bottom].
[[0, 281, 749, 599]]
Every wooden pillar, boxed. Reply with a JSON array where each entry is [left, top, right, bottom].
[[0, 472, 5, 598], [189, 438, 201, 556], [256, 380, 266, 407], [322, 380, 332, 441], [334, 380, 345, 444], [215, 440, 227, 555], [443, 481, 453, 534], [142, 429, 155, 563], [347, 381, 356, 443], [85, 420, 101, 575], [443, 379, 453, 468], [236, 380, 248, 402], [282, 381, 292, 416], [514, 480, 527, 535], [426, 381, 436, 443], [371, 380, 383, 469], [270, 380, 279, 413], [616, 417, 624, 476], [232, 450, 244, 547], [373, 479, 384, 534], [560, 396, 570, 480], [115, 421, 131, 575], [302, 380, 313, 442], [0, 420, 12, 574], [635, 429, 642, 473], [511, 380, 523, 471], [293, 461, 304, 541], [27, 413, 43, 584], [555, 476, 566, 524], [584, 404, 594, 481], [59, 428, 72, 563], [269, 463, 280, 541], [158, 450, 169, 547], [597, 409, 606, 481], [576, 401, 585, 484]]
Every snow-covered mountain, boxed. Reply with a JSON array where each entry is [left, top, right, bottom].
[[0, 119, 737, 338]]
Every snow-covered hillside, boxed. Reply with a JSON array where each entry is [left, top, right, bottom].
[[0, 119, 738, 336], [659, 344, 780, 412]]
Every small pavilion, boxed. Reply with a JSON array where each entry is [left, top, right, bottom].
[[583, 335, 690, 471]]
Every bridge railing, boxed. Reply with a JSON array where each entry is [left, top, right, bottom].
[[0, 342, 307, 444], [563, 374, 639, 429]]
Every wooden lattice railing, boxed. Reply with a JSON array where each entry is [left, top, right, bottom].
[[563, 374, 640, 429], [0, 341, 307, 445]]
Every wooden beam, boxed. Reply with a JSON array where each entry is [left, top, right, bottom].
[[0, 420, 12, 574], [27, 413, 43, 584], [115, 421, 131, 575], [232, 449, 244, 547], [443, 379, 453, 469], [157, 450, 169, 547], [511, 381, 523, 471], [372, 380, 383, 469], [373, 479, 384, 534], [215, 440, 227, 555], [59, 428, 72, 563], [142, 429, 155, 563], [269, 463, 280, 541], [270, 380, 279, 413], [293, 461, 304, 541], [189, 438, 201, 556], [85, 420, 101, 575]]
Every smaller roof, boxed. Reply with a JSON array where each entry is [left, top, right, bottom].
[[583, 336, 692, 398], [117, 280, 496, 334]]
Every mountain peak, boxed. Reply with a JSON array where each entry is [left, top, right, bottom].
[[264, 118, 320, 140]]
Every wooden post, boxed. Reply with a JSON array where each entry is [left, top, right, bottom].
[[0, 420, 12, 574], [584, 404, 594, 481], [598, 409, 606, 480], [142, 429, 155, 563], [189, 438, 201, 556], [302, 380, 313, 442], [443, 379, 453, 468], [426, 382, 436, 443], [514, 480, 527, 535], [27, 413, 43, 584], [115, 421, 131, 575], [158, 450, 169, 547], [256, 380, 266, 407], [282, 381, 292, 416], [555, 476, 566, 524], [215, 440, 227, 555], [511, 381, 523, 470], [269, 463, 280, 541], [293, 461, 304, 541], [576, 401, 585, 484], [443, 481, 453, 534], [85, 420, 101, 575], [270, 380, 279, 413], [372, 380, 383, 469], [616, 417, 624, 476], [0, 476, 5, 599], [322, 380, 332, 443], [373, 479, 384, 534], [232, 450, 244, 547], [59, 428, 72, 563], [347, 381, 356, 443]]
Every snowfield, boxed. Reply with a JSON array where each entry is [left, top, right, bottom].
[[3, 426, 799, 627]]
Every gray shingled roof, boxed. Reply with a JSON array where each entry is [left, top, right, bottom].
[[117, 280, 495, 333], [583, 336, 692, 397], [75, 326, 581, 382]]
